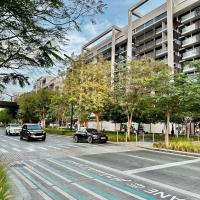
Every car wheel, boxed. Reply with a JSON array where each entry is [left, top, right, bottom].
[[5, 131, 8, 135], [88, 136, 93, 144], [26, 135, 30, 141], [73, 136, 78, 143], [8, 131, 10, 136], [20, 135, 23, 140], [42, 137, 46, 141]]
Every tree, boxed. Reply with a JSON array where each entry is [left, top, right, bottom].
[[17, 92, 39, 123], [0, 0, 105, 90], [149, 69, 193, 145], [115, 58, 166, 139], [0, 109, 13, 124], [49, 91, 69, 126], [17, 89, 52, 124], [79, 59, 111, 131]]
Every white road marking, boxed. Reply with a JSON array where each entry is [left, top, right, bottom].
[[24, 166, 54, 186], [2, 136, 20, 142], [25, 147, 35, 152], [71, 156, 200, 200], [144, 148, 198, 159], [37, 147, 48, 150], [124, 158, 200, 174], [13, 168, 53, 200], [52, 186, 76, 200], [118, 153, 156, 162], [37, 190, 53, 200], [0, 148, 8, 153], [48, 159, 146, 200], [30, 160, 112, 200], [12, 168, 37, 189], [28, 161, 72, 183], [47, 146, 61, 150], [12, 147, 21, 152], [22, 162, 78, 200]]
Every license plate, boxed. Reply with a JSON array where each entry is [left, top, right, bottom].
[[101, 137, 106, 139]]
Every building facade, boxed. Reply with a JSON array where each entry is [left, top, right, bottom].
[[33, 75, 65, 92], [82, 0, 200, 82]]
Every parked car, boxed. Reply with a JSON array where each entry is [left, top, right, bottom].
[[20, 123, 46, 141], [73, 128, 107, 144], [6, 123, 21, 136]]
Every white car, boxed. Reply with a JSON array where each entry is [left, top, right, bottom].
[[6, 124, 22, 136]]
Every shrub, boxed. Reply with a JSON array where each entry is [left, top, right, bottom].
[[0, 164, 10, 200]]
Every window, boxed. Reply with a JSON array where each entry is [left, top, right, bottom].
[[145, 19, 154, 27], [136, 24, 144, 32], [155, 12, 167, 22]]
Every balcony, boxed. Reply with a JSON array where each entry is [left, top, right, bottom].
[[182, 47, 200, 60], [181, 10, 200, 24], [156, 48, 167, 57], [183, 65, 195, 73], [182, 21, 200, 35], [182, 35, 200, 47]]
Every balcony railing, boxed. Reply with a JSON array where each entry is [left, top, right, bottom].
[[181, 11, 196, 23], [182, 35, 200, 47], [156, 48, 167, 56], [182, 47, 200, 59], [182, 21, 200, 35]]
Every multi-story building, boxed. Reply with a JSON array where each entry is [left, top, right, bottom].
[[33, 74, 65, 92], [82, 0, 200, 82]]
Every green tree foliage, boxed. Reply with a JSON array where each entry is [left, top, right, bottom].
[[115, 58, 167, 138], [0, 0, 105, 90], [17, 89, 52, 123], [0, 109, 13, 124], [49, 91, 69, 126]]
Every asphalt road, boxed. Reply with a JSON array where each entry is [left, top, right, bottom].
[[0, 128, 200, 200]]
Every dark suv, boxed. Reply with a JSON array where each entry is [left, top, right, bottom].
[[20, 123, 46, 141], [73, 128, 107, 144]]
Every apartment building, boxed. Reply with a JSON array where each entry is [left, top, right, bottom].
[[82, 0, 200, 82], [33, 75, 65, 92]]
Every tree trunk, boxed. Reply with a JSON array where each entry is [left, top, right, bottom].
[[95, 112, 100, 132], [165, 110, 170, 147], [127, 113, 132, 140]]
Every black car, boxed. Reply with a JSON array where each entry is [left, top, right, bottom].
[[20, 123, 46, 141], [73, 128, 107, 144]]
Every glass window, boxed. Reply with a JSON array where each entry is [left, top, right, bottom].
[[145, 19, 154, 27], [155, 12, 167, 22]]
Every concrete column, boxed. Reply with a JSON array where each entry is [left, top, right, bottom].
[[167, 0, 174, 74], [111, 29, 116, 87], [127, 10, 133, 61]]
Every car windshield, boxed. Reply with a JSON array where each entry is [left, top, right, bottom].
[[27, 124, 42, 130], [10, 124, 20, 128], [86, 129, 98, 133]]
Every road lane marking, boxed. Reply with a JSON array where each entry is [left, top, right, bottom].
[[144, 148, 198, 159], [48, 159, 152, 200], [71, 156, 200, 200], [47, 146, 61, 150], [12, 148, 21, 152], [2, 136, 20, 142], [23, 162, 95, 200], [118, 153, 156, 162], [12, 168, 37, 189], [31, 160, 118, 200], [37, 147, 48, 150], [25, 147, 35, 152], [124, 158, 200, 174], [0, 148, 8, 153], [17, 168, 60, 200]]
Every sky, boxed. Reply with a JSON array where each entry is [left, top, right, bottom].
[[3, 0, 166, 99]]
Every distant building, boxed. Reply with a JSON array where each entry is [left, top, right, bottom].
[[33, 74, 65, 92]]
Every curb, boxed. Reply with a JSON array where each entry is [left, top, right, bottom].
[[138, 146, 200, 157]]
